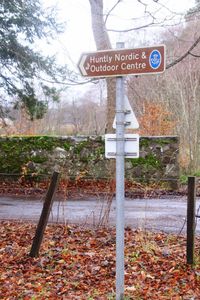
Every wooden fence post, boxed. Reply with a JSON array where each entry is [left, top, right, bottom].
[[186, 176, 196, 264], [30, 171, 60, 257]]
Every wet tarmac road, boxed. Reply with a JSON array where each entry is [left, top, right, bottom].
[[0, 196, 200, 234]]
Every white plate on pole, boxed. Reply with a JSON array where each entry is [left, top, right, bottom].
[[105, 133, 139, 158]]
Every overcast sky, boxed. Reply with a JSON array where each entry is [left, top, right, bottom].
[[42, 0, 195, 63]]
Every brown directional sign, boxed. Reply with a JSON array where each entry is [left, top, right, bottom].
[[78, 45, 165, 78]]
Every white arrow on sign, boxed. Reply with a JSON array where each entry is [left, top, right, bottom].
[[78, 54, 88, 76], [113, 95, 139, 129]]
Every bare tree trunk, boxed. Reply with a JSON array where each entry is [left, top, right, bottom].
[[89, 0, 110, 50], [105, 78, 116, 133], [89, 0, 115, 133]]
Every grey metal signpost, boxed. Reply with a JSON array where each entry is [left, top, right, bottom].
[[78, 43, 165, 300], [115, 42, 125, 300]]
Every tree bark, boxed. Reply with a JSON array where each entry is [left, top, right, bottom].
[[89, 0, 115, 133]]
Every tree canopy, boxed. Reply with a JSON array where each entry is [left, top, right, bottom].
[[0, 0, 67, 120]]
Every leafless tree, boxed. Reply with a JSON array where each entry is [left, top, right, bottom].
[[87, 0, 200, 172]]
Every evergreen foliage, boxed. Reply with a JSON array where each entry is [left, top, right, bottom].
[[0, 0, 67, 119]]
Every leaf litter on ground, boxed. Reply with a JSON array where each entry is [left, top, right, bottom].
[[0, 221, 200, 299]]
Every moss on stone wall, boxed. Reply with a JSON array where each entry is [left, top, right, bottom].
[[0, 136, 179, 182], [0, 136, 74, 174]]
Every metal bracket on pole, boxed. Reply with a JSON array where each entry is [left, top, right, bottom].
[[107, 137, 125, 141], [125, 152, 138, 156], [107, 137, 137, 142], [116, 121, 131, 126], [115, 109, 131, 114], [125, 110, 131, 114]]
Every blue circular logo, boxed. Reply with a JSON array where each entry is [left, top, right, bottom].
[[149, 50, 161, 69]]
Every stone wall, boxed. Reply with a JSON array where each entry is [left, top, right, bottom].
[[0, 136, 179, 184]]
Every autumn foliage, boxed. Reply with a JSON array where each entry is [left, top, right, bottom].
[[0, 221, 200, 299], [139, 101, 176, 136]]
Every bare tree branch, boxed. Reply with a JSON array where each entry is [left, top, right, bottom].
[[36, 75, 97, 86], [153, 0, 185, 16], [107, 21, 155, 32], [104, 0, 122, 25], [105, 0, 186, 33], [166, 35, 200, 69], [189, 51, 200, 58], [106, 17, 184, 32]]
